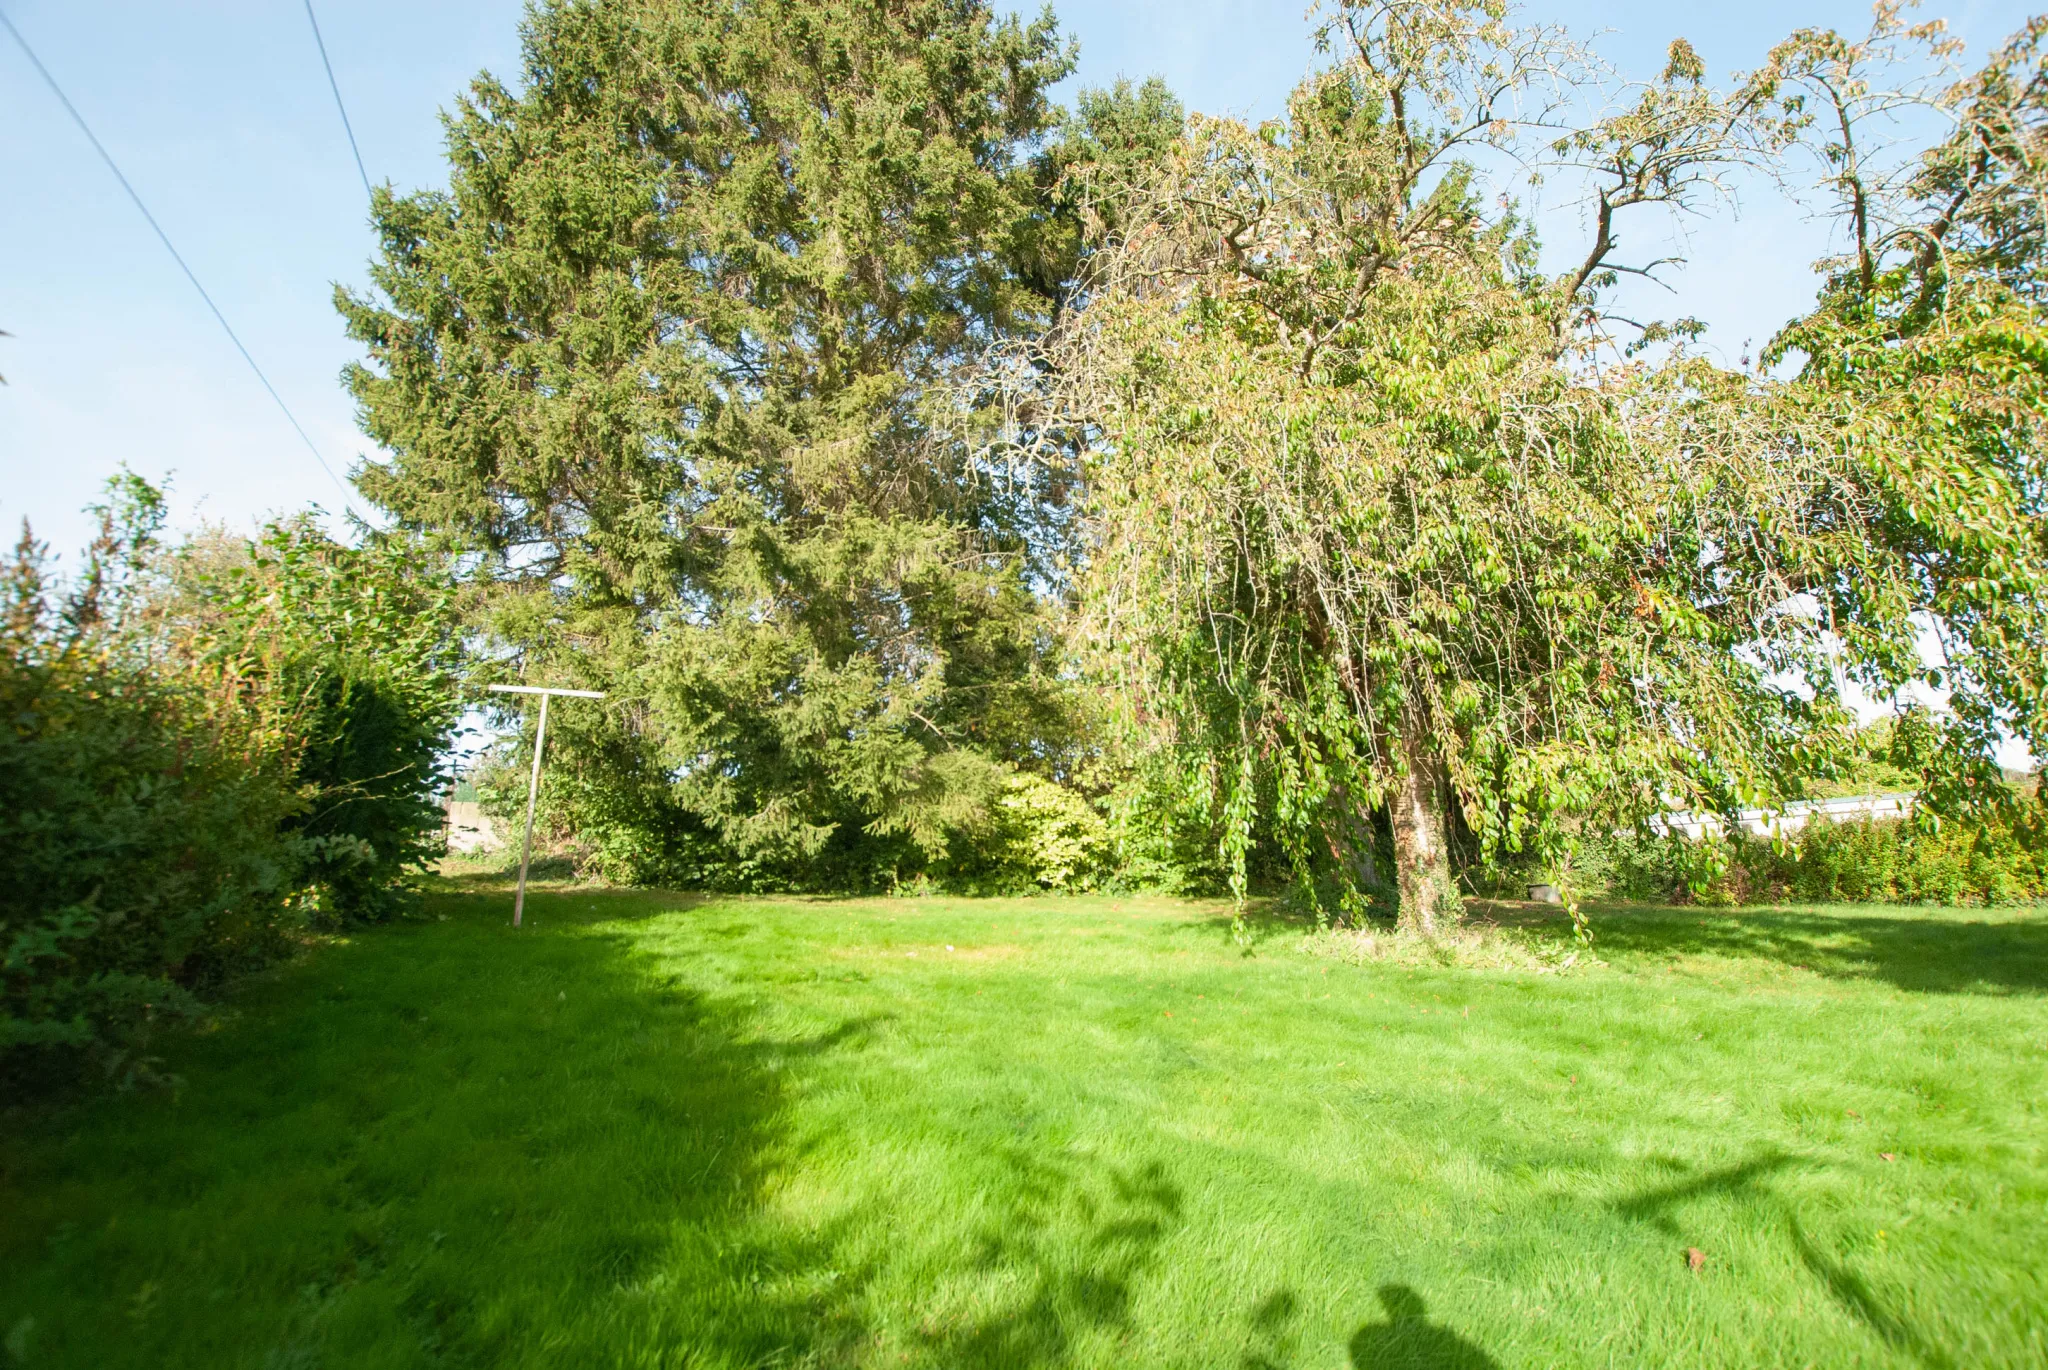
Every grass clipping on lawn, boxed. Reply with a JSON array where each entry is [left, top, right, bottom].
[[1299, 910, 1599, 972]]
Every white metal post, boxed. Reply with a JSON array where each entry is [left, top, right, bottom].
[[486, 684, 605, 928], [514, 691, 548, 927]]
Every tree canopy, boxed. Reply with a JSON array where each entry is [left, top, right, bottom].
[[341, 0, 1103, 886], [1023, 0, 2048, 929], [337, 0, 2047, 920]]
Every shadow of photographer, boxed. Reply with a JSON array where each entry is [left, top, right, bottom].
[[1348, 1285, 1500, 1369]]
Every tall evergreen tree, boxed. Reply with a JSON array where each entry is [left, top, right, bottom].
[[339, 0, 1082, 884]]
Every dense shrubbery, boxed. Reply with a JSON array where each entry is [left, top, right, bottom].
[[2, 508, 298, 1088], [465, 720, 1280, 898], [472, 723, 2034, 913], [1581, 804, 2048, 908], [1, 479, 461, 1090], [172, 520, 463, 924]]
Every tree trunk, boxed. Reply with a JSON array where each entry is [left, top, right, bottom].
[[1389, 709, 1458, 936], [1327, 784, 1380, 894]]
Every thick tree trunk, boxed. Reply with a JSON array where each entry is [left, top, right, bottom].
[[1389, 710, 1458, 936]]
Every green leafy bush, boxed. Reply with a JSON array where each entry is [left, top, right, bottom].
[[1715, 810, 2048, 907], [2, 480, 463, 1090], [169, 521, 463, 923], [2, 492, 299, 1088], [936, 773, 1114, 895], [1579, 803, 2048, 908], [0, 651, 297, 1085], [996, 774, 1113, 891]]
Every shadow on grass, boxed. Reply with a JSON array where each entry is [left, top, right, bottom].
[[1610, 1152, 1796, 1234], [432, 854, 584, 888], [1347, 1285, 1500, 1369], [1, 889, 805, 1366], [1173, 884, 2048, 996], [1572, 903, 2048, 995], [1175, 898, 1319, 954], [1610, 1153, 1955, 1370], [1789, 1221, 1956, 1370], [2, 888, 1219, 1368], [393, 900, 1203, 1367], [423, 879, 712, 924], [1241, 1288, 1303, 1370], [904, 1149, 1184, 1366], [300, 906, 828, 1364]]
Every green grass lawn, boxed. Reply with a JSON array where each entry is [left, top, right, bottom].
[[4, 887, 2046, 1369]]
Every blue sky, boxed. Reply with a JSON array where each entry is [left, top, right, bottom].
[[1, 0, 2036, 558]]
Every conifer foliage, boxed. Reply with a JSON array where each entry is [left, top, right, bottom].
[[341, 0, 1083, 885], [337, 0, 2047, 916]]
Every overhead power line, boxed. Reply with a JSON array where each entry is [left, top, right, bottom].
[[0, 6, 365, 516], [302, 0, 372, 200]]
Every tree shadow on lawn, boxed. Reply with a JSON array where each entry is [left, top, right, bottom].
[[422, 882, 721, 932], [1610, 1153, 1957, 1370], [1174, 885, 2048, 996], [432, 854, 586, 889], [1172, 898, 1317, 954], [1566, 902, 2048, 996], [386, 893, 1198, 1365], [1609, 1152, 1798, 1235], [2, 887, 1223, 1369], [900, 1148, 1186, 1367], [1178, 895, 2048, 998], [407, 898, 1222, 1368], [3, 889, 833, 1366]]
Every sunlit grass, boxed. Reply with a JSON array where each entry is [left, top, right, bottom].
[[3, 886, 2045, 1367]]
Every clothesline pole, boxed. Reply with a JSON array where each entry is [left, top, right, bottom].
[[485, 684, 606, 927]]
